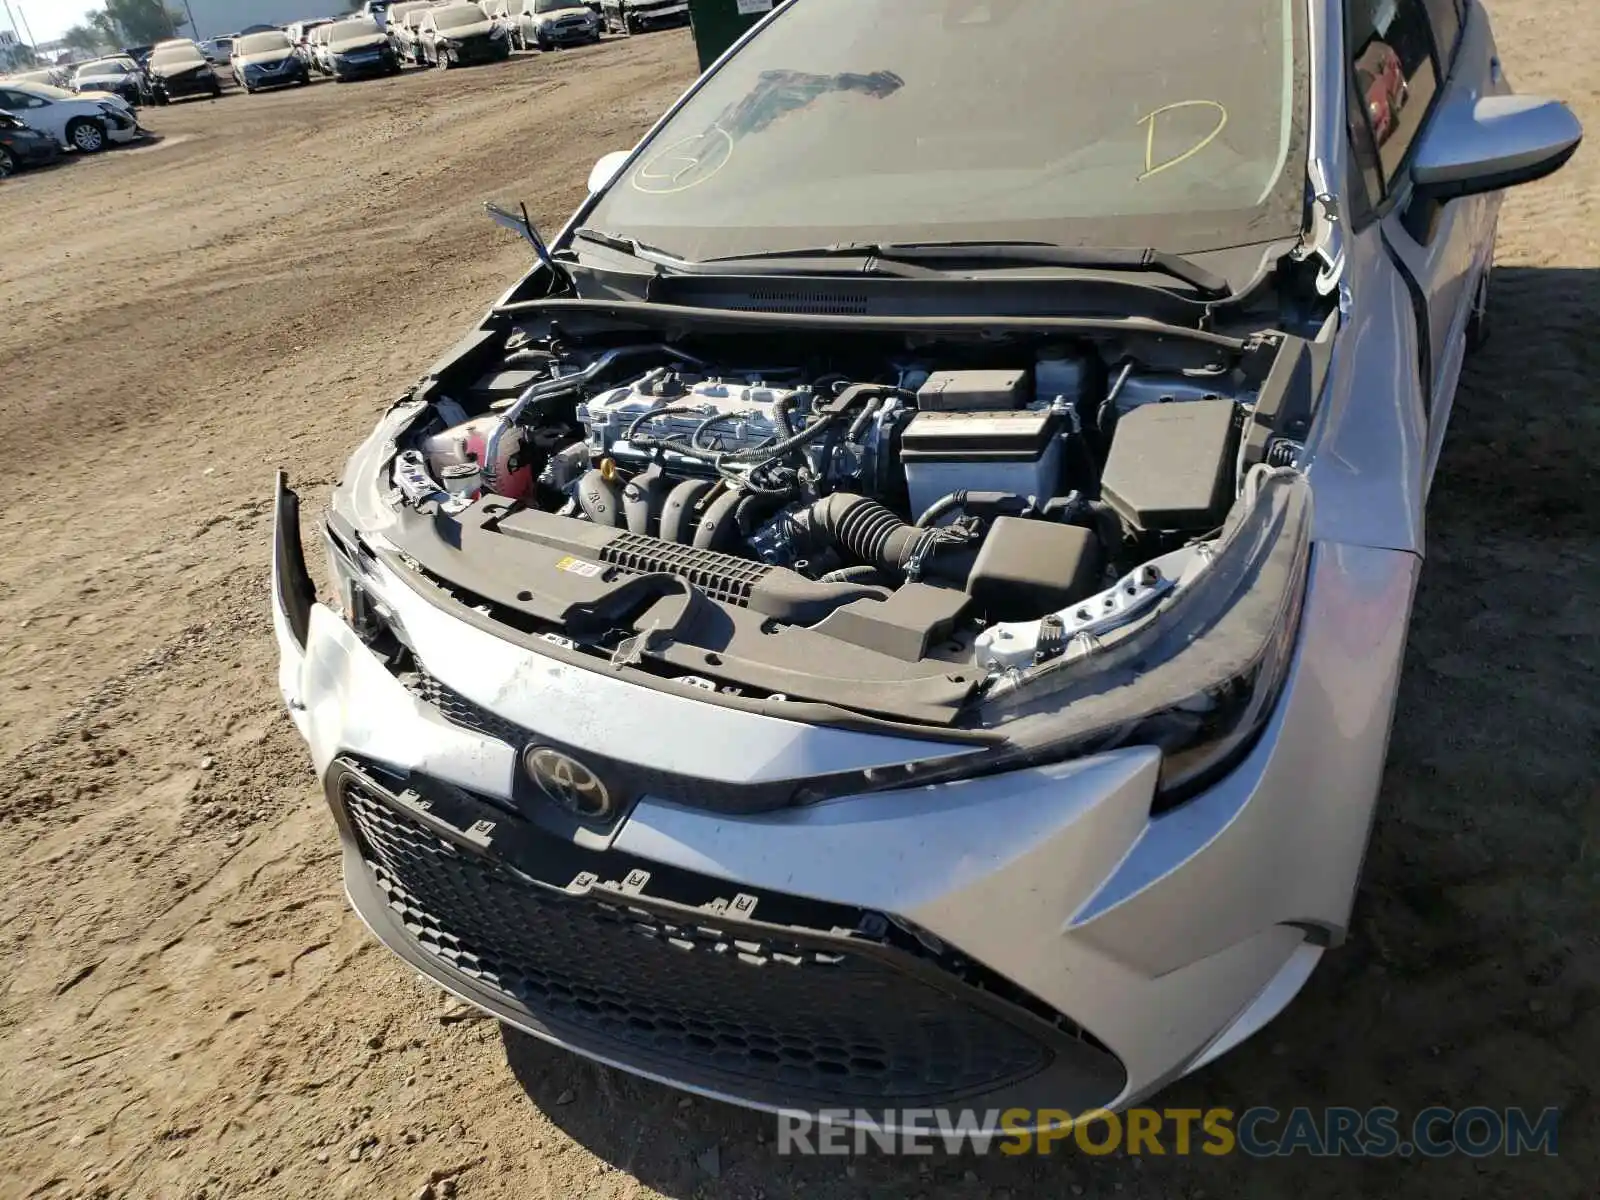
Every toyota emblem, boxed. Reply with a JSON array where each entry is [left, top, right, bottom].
[[523, 746, 612, 819]]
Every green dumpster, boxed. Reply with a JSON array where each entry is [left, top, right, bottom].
[[688, 0, 775, 71]]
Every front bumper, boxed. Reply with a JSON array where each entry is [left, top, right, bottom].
[[6, 135, 63, 166], [542, 20, 600, 42], [102, 109, 142, 143], [155, 71, 217, 98], [441, 36, 511, 63], [243, 61, 306, 88], [333, 51, 397, 78], [273, 473, 1418, 1118], [624, 3, 689, 27]]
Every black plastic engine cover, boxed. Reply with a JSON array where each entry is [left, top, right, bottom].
[[965, 518, 1104, 622], [1100, 399, 1241, 532]]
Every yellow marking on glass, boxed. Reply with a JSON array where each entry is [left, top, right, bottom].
[[1137, 101, 1229, 181]]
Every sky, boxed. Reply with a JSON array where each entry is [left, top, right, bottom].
[[6, 0, 104, 42]]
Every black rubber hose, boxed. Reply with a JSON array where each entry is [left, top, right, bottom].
[[819, 564, 886, 586], [799, 493, 971, 578], [847, 396, 884, 444], [915, 491, 969, 529]]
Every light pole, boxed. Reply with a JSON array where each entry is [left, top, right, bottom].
[[0, 0, 20, 67]]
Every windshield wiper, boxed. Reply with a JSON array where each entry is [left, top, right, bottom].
[[698, 241, 1232, 297], [568, 227, 688, 271]]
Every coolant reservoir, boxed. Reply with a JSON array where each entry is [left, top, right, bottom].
[[422, 415, 533, 501]]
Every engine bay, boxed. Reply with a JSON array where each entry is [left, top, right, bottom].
[[369, 309, 1321, 725]]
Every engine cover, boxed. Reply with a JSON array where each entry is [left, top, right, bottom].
[[580, 374, 815, 469]]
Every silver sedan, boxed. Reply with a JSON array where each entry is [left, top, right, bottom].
[[273, 0, 1581, 1126]]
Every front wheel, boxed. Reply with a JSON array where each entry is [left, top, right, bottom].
[[0, 146, 16, 178], [436, 47, 451, 69], [66, 117, 106, 153]]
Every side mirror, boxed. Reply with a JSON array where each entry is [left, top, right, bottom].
[[1413, 94, 1582, 202], [587, 149, 631, 194]]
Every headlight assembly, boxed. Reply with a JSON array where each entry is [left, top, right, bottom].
[[793, 469, 1313, 811]]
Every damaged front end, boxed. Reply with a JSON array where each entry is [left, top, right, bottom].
[[279, 291, 1322, 815]]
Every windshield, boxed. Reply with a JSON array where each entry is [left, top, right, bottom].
[[535, 0, 576, 11], [584, 0, 1307, 260], [150, 44, 205, 67], [76, 61, 130, 76], [237, 32, 292, 54], [433, 6, 487, 29], [331, 17, 383, 42]]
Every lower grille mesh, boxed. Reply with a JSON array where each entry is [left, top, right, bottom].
[[341, 778, 1055, 1105]]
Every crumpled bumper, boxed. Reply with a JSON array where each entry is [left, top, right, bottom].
[[273, 472, 1418, 1118]]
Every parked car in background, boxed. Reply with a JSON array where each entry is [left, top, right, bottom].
[[0, 80, 140, 152], [121, 44, 155, 68], [233, 30, 311, 92], [323, 17, 402, 80], [0, 108, 64, 176], [599, 0, 687, 36], [361, 0, 395, 28], [4, 67, 71, 88], [388, 2, 436, 64], [288, 18, 337, 62], [69, 57, 151, 107], [147, 40, 223, 103], [418, 1, 512, 66], [306, 22, 336, 72], [514, 0, 601, 49], [202, 37, 235, 65]]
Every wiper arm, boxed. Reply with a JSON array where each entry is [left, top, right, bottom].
[[569, 229, 940, 279], [484, 200, 563, 279], [568, 226, 687, 271], [700, 241, 1231, 297]]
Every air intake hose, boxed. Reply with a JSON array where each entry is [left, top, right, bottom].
[[796, 493, 977, 581]]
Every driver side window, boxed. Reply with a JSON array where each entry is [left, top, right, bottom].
[[1346, 0, 1441, 191]]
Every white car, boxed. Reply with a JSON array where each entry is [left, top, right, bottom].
[[0, 80, 139, 153], [388, 3, 437, 64], [307, 22, 337, 73], [511, 0, 601, 50]]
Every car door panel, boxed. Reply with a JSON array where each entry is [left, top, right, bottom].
[[1377, 1, 1501, 482]]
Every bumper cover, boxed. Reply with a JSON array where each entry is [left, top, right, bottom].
[[155, 71, 216, 97], [445, 37, 510, 62], [5, 135, 63, 165], [334, 52, 396, 77], [273, 473, 1417, 1114], [330, 755, 1125, 1111]]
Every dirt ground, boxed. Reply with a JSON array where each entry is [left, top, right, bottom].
[[1, 13, 1597, 1200]]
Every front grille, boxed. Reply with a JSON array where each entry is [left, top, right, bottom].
[[340, 774, 1060, 1105], [407, 669, 527, 745], [399, 669, 803, 812]]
